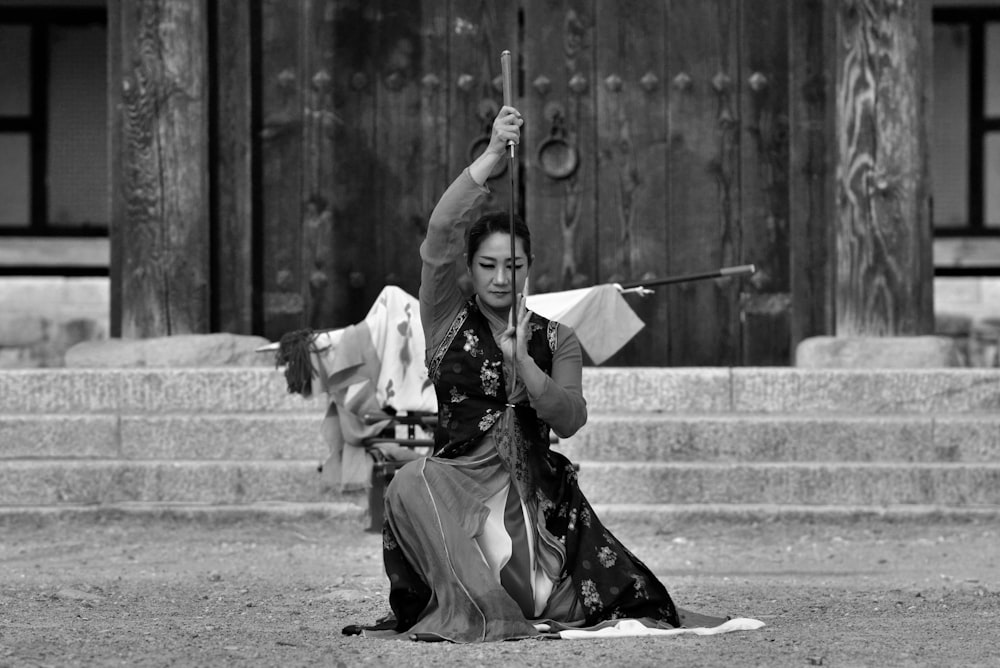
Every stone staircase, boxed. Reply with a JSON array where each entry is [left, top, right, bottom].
[[2, 367, 999, 522], [565, 368, 1000, 524]]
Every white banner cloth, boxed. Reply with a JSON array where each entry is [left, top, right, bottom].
[[526, 283, 645, 365]]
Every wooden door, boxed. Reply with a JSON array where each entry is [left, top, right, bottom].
[[253, 0, 801, 364]]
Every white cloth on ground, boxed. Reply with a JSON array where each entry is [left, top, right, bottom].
[[540, 617, 766, 639]]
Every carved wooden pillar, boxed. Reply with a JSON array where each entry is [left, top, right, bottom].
[[833, 0, 934, 335], [109, 0, 211, 337]]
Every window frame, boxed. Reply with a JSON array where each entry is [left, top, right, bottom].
[[932, 6, 1000, 238], [932, 7, 1000, 277], [0, 5, 107, 240]]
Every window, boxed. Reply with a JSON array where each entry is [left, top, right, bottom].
[[933, 6, 1000, 274], [0, 5, 107, 275]]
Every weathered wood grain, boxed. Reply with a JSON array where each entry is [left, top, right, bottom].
[[447, 1, 517, 216], [417, 0, 451, 261], [665, 0, 741, 365], [522, 0, 597, 297], [329, 0, 379, 326], [740, 0, 791, 365], [113, 0, 210, 337], [259, 0, 305, 340], [300, 0, 339, 330], [834, 0, 933, 335], [592, 0, 670, 366], [106, 0, 935, 364], [214, 0, 254, 334], [373, 0, 436, 298], [788, 0, 836, 350]]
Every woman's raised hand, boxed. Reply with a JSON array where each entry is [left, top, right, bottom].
[[470, 105, 523, 185], [489, 105, 522, 156]]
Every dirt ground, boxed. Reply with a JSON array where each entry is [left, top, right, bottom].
[[1, 508, 998, 668]]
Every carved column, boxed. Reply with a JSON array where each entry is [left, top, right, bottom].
[[833, 0, 934, 335]]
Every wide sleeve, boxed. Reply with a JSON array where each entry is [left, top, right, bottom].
[[418, 168, 489, 353], [525, 323, 588, 439]]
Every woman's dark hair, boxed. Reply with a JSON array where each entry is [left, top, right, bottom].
[[465, 211, 531, 266]]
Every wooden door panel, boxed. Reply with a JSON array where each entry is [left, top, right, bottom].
[[740, 0, 791, 364], [249, 0, 801, 364], [664, 0, 742, 366], [260, 0, 306, 340], [522, 0, 598, 298], [594, 0, 670, 366], [372, 0, 431, 299], [325, 0, 381, 327]]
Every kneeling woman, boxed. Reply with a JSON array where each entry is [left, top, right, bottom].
[[364, 106, 733, 642]]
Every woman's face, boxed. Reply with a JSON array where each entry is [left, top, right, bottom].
[[468, 232, 529, 313]]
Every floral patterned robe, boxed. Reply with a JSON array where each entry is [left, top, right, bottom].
[[371, 299, 684, 642]]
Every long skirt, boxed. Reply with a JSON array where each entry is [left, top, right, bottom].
[[366, 443, 724, 643]]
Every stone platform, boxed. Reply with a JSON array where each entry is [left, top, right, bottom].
[[2, 366, 999, 523]]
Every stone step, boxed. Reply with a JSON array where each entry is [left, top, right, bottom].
[[559, 414, 1000, 462], [3, 367, 999, 514], [0, 460, 326, 505], [575, 461, 1000, 506], [0, 414, 324, 460], [0, 368, 315, 413], [3, 367, 1000, 414], [2, 501, 999, 526], [4, 459, 999, 508], [5, 412, 1000, 464], [583, 367, 1000, 413]]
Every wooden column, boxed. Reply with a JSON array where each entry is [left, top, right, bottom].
[[788, 0, 836, 348], [214, 0, 255, 334], [833, 0, 933, 335], [109, 0, 211, 337]]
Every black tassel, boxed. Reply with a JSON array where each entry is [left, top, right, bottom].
[[275, 328, 317, 398]]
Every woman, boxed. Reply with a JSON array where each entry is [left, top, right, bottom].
[[357, 106, 734, 642]]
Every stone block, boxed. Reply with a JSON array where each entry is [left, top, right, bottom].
[[0, 461, 325, 505], [114, 369, 315, 413], [582, 367, 731, 413], [576, 462, 1000, 506], [0, 370, 126, 412], [119, 414, 324, 460], [932, 416, 1000, 461], [0, 415, 119, 458], [560, 414, 941, 463], [795, 336, 963, 368], [733, 368, 1000, 414], [0, 368, 315, 413]]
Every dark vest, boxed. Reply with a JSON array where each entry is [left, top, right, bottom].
[[427, 298, 557, 460]]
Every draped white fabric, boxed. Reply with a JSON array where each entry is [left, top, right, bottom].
[[526, 284, 644, 364]]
